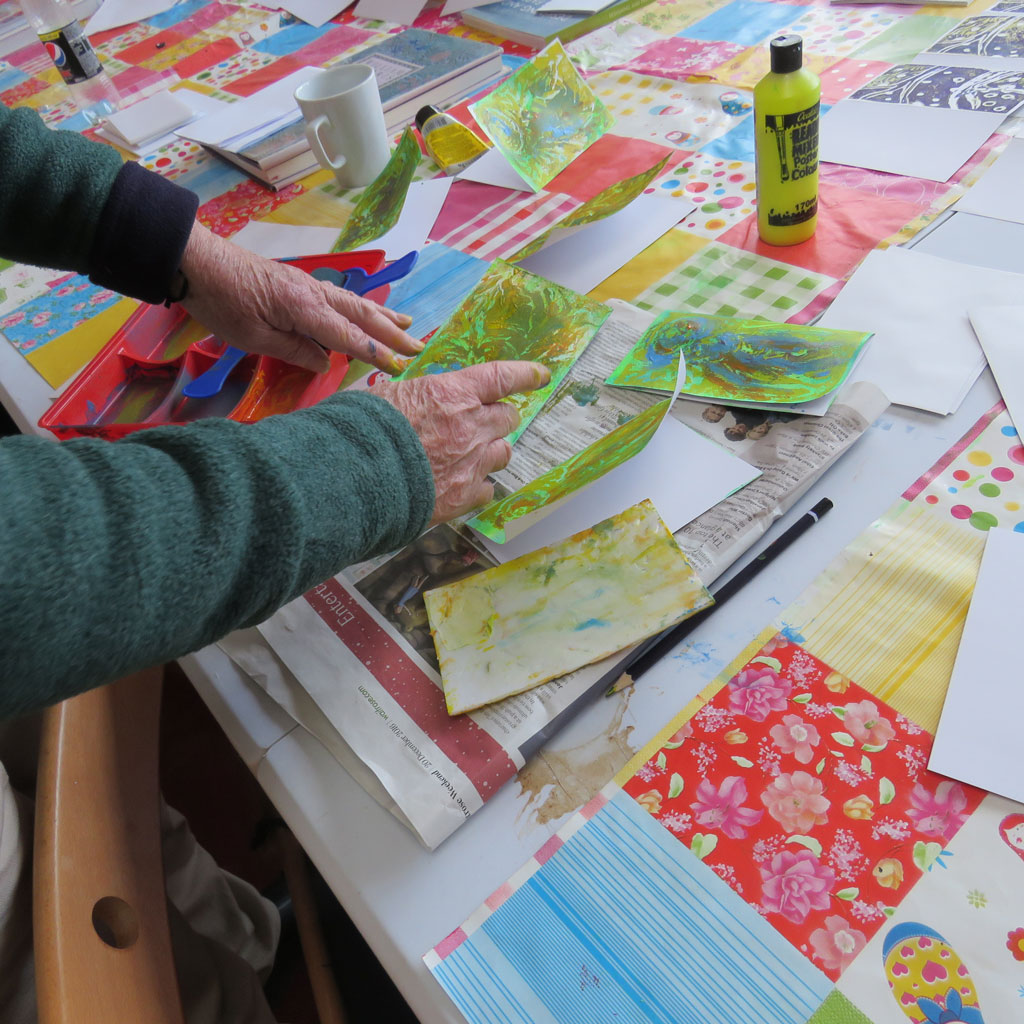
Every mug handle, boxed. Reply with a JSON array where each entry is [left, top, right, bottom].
[[304, 115, 347, 174]]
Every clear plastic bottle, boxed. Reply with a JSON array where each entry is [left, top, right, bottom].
[[17, 0, 120, 122]]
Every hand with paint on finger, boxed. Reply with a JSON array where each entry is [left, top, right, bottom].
[[179, 221, 422, 375], [370, 361, 550, 525]]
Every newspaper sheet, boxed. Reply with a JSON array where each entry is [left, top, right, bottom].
[[220, 300, 888, 847]]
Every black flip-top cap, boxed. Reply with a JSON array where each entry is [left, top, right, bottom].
[[769, 34, 803, 73], [415, 105, 441, 132]]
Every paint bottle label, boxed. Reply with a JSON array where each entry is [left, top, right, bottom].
[[39, 21, 101, 85], [762, 102, 819, 226]]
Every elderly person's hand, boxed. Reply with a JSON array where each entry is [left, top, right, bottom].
[[371, 361, 550, 525], [179, 221, 423, 375]]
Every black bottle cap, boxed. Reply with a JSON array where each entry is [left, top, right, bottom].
[[415, 105, 442, 133], [769, 34, 803, 74]]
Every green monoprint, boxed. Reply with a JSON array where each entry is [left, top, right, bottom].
[[331, 128, 420, 254], [427, 499, 712, 715], [396, 260, 609, 444], [470, 40, 613, 191], [804, 991, 875, 1024], [508, 154, 671, 263], [606, 311, 871, 405], [467, 398, 668, 542]]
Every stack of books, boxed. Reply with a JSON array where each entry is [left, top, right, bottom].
[[175, 67, 321, 190], [460, 0, 652, 49], [337, 28, 504, 132]]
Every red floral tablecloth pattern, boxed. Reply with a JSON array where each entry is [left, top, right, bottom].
[[622, 634, 985, 981]]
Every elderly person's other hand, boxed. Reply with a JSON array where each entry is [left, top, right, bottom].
[[179, 221, 423, 375], [371, 361, 550, 525]]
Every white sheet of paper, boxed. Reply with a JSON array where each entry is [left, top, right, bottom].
[[86, 0, 180, 33], [955, 136, 1024, 224], [96, 89, 232, 155], [818, 246, 1024, 414], [538, 0, 612, 11], [928, 528, 1024, 804], [371, 178, 453, 261], [440, 0, 493, 15], [352, 0, 427, 24], [227, 222, 342, 259], [968, 306, 1024, 438], [175, 67, 319, 150], [456, 145, 533, 192], [102, 90, 193, 146], [476, 416, 760, 563], [517, 195, 687, 294], [271, 0, 354, 25], [912, 51, 1024, 73], [820, 100, 1005, 183], [913, 211, 1024, 276]]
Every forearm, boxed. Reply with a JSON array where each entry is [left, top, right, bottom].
[[0, 392, 433, 717], [0, 102, 198, 303]]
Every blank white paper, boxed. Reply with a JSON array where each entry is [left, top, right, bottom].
[[955, 136, 1024, 224], [352, 0, 428, 24], [456, 145, 533, 191], [518, 195, 688, 294], [968, 305, 1024, 439], [228, 222, 342, 259], [929, 528, 1024, 804], [820, 100, 1005, 183], [476, 416, 761, 563], [818, 246, 1024, 414], [913, 211, 1024, 276], [371, 178, 453, 261], [86, 0, 180, 33], [271, 0, 354, 26]]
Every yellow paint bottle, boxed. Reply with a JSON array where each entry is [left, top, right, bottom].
[[754, 34, 820, 246], [415, 104, 490, 177]]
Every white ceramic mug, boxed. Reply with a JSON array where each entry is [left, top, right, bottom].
[[294, 64, 389, 189]]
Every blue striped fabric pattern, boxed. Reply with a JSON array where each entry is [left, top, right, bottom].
[[430, 790, 831, 1024]]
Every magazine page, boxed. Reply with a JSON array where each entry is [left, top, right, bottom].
[[241, 529, 624, 848]]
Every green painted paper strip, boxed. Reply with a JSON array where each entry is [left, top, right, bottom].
[[331, 128, 420, 254]]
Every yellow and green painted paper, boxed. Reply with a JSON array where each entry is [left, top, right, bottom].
[[607, 311, 872, 404], [469, 40, 613, 192], [508, 155, 671, 263], [331, 128, 419, 254], [426, 499, 713, 716], [396, 260, 609, 444], [467, 397, 668, 542]]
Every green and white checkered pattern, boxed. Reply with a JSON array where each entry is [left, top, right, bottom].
[[634, 242, 836, 321]]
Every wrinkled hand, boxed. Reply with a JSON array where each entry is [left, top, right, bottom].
[[179, 221, 422, 374], [371, 361, 550, 525]]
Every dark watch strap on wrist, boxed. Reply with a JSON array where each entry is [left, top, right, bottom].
[[164, 268, 189, 307]]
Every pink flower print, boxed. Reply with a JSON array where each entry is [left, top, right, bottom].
[[840, 700, 895, 748], [689, 776, 763, 839], [1, 312, 25, 328], [769, 714, 820, 764], [89, 289, 114, 305], [762, 770, 830, 833], [728, 666, 792, 722], [809, 914, 866, 972], [907, 780, 969, 842], [759, 849, 836, 924], [30, 311, 50, 327], [54, 285, 75, 297]]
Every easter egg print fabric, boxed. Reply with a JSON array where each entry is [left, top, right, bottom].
[[622, 634, 985, 981]]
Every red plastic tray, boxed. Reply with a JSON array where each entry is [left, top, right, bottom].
[[40, 249, 388, 441]]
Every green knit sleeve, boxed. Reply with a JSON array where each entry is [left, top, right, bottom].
[[0, 392, 434, 717], [0, 102, 124, 273]]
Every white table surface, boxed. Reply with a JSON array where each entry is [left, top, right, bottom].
[[1, 314, 1001, 1022]]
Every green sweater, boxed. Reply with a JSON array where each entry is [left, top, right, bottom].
[[0, 103, 434, 717]]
